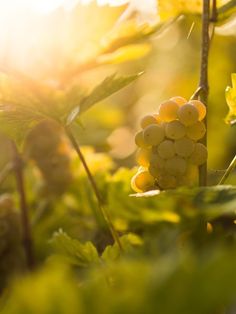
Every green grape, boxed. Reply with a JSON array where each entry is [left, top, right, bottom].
[[165, 120, 186, 140], [177, 103, 199, 126], [143, 124, 165, 146], [157, 140, 175, 159], [186, 121, 206, 141], [148, 163, 160, 178], [189, 143, 208, 165], [165, 156, 187, 176], [157, 174, 177, 189], [134, 131, 149, 148], [131, 170, 155, 192], [189, 100, 206, 121], [174, 137, 195, 157], [150, 153, 166, 169], [136, 148, 151, 167], [170, 96, 187, 107], [176, 165, 198, 187], [140, 115, 158, 129], [158, 100, 179, 122]]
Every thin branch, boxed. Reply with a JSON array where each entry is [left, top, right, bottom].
[[218, 155, 236, 185], [190, 86, 205, 100], [64, 126, 123, 251], [198, 0, 210, 186], [211, 0, 218, 22], [11, 142, 35, 269]]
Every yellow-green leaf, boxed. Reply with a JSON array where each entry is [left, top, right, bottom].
[[97, 43, 151, 64], [225, 73, 236, 125]]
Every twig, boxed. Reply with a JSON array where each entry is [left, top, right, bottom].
[[211, 0, 218, 22], [64, 126, 123, 251], [11, 142, 35, 269], [198, 0, 210, 186], [190, 86, 205, 100], [218, 155, 236, 185], [0, 162, 14, 186]]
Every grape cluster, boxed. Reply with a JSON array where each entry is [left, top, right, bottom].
[[25, 120, 73, 195], [131, 97, 207, 192]]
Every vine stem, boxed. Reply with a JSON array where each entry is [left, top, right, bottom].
[[11, 142, 35, 270], [64, 125, 123, 251], [218, 155, 236, 185], [198, 0, 210, 186]]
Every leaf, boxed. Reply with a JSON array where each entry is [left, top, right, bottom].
[[66, 72, 143, 125], [158, 0, 232, 21], [50, 229, 100, 267], [101, 233, 143, 262], [101, 18, 178, 54], [1, 263, 81, 314], [225, 73, 236, 125], [0, 105, 43, 148], [97, 43, 151, 65]]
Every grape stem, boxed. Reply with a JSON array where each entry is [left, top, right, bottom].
[[218, 155, 236, 185], [11, 142, 35, 270], [64, 125, 123, 252], [197, 0, 211, 186]]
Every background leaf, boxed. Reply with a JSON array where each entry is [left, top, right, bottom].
[[66, 72, 143, 125], [225, 73, 236, 125]]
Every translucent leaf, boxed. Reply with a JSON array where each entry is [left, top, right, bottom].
[[101, 18, 176, 53], [66, 72, 143, 125], [97, 43, 151, 64], [50, 229, 100, 267], [0, 106, 43, 148], [225, 73, 236, 125]]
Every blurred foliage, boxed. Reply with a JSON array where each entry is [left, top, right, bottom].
[[0, 1, 236, 314], [225, 73, 236, 125]]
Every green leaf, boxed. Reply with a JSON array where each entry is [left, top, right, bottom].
[[1, 263, 81, 314], [101, 233, 143, 262], [50, 229, 100, 267], [66, 72, 143, 125], [0, 105, 43, 148], [225, 73, 236, 125]]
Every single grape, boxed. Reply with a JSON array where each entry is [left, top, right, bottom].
[[177, 103, 199, 126], [165, 156, 187, 176], [148, 163, 161, 178], [158, 100, 179, 122], [143, 124, 165, 146], [150, 153, 166, 169], [131, 170, 155, 192], [189, 143, 208, 165], [186, 121, 206, 141], [174, 137, 195, 158], [136, 148, 151, 167], [176, 165, 198, 186], [170, 96, 187, 106], [157, 174, 177, 189], [134, 131, 149, 148], [165, 120, 186, 140], [140, 115, 158, 129], [189, 100, 206, 121], [157, 140, 175, 159]]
